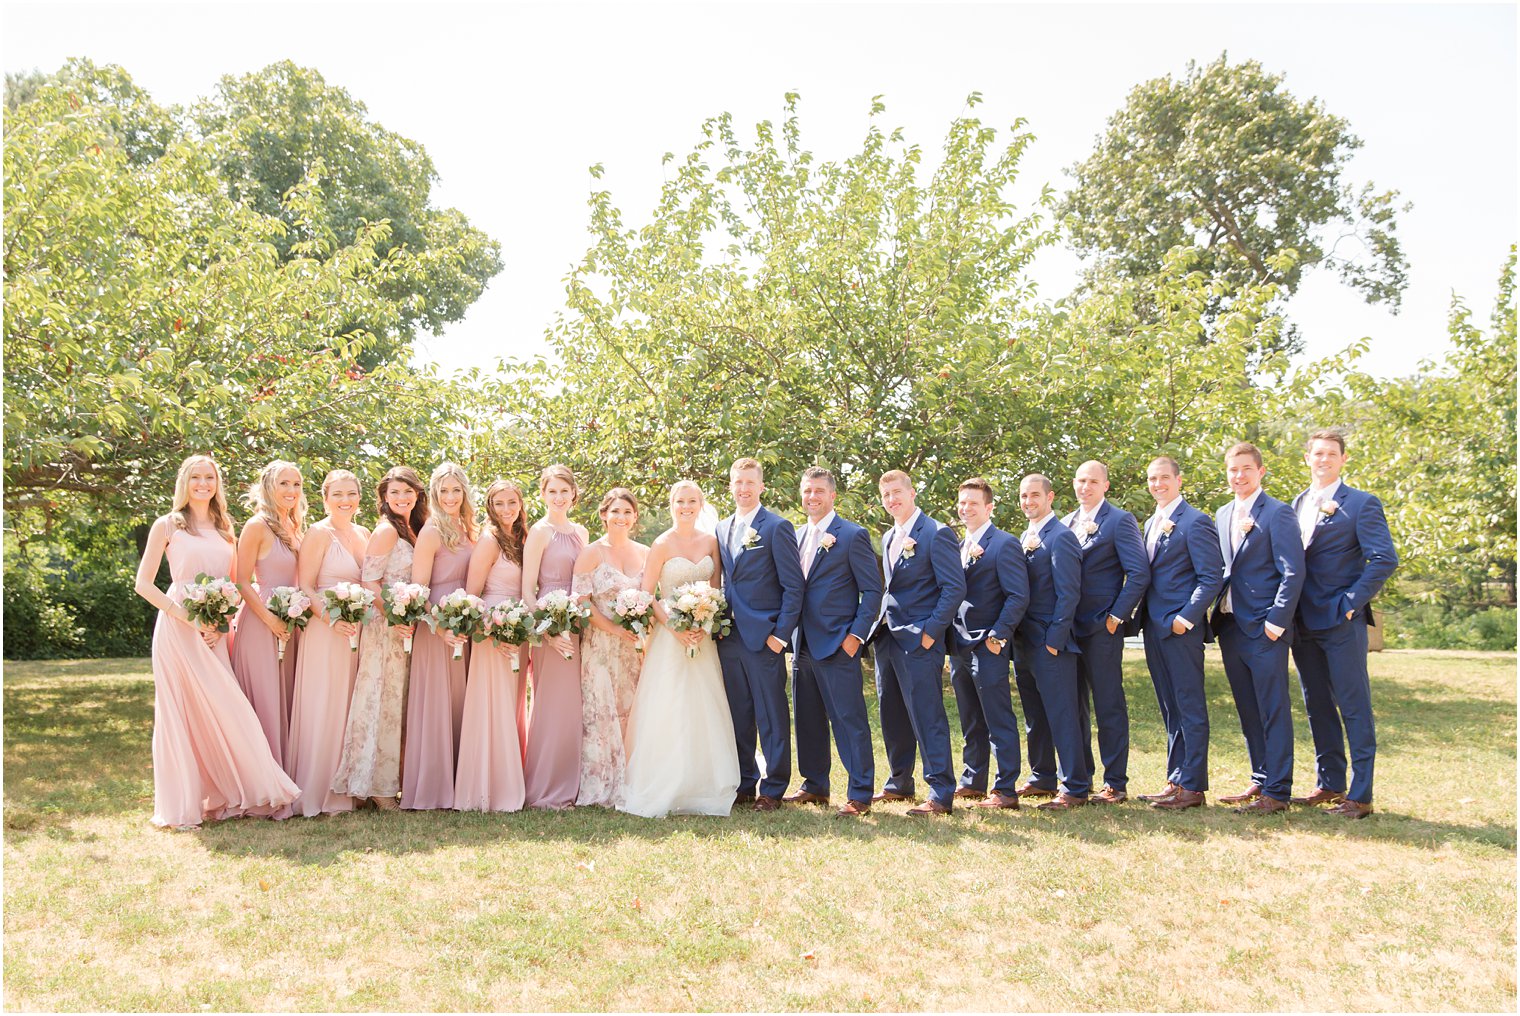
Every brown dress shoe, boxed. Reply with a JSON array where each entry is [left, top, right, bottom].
[[753, 796, 782, 812], [1036, 793, 1088, 811], [1233, 795, 1288, 815], [1150, 788, 1206, 810], [1016, 781, 1058, 799], [976, 791, 1020, 810], [1138, 782, 1180, 802], [835, 799, 871, 817], [1290, 787, 1346, 807], [872, 790, 914, 803], [1327, 799, 1373, 819], [1219, 783, 1263, 805], [1089, 786, 1127, 805], [783, 790, 830, 806], [906, 799, 951, 816], [953, 787, 987, 800]]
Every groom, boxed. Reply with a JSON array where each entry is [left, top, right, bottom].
[[716, 457, 805, 812]]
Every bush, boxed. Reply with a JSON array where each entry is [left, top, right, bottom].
[[3, 538, 154, 660], [1382, 602, 1517, 651]]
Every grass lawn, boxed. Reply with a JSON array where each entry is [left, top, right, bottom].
[[4, 649, 1515, 1011]]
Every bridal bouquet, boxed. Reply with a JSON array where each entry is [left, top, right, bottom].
[[429, 590, 487, 661], [263, 585, 313, 661], [609, 587, 657, 652], [666, 581, 731, 658], [323, 582, 376, 652], [182, 573, 242, 635], [483, 598, 540, 672], [381, 582, 431, 653], [535, 590, 591, 660]]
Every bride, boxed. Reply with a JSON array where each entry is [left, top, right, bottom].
[[618, 481, 740, 818]]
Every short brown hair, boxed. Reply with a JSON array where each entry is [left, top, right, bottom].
[[598, 487, 639, 515], [1148, 455, 1182, 478], [958, 477, 994, 503], [729, 457, 763, 479], [1021, 473, 1053, 494], [800, 467, 836, 491], [1305, 429, 1347, 454], [538, 463, 580, 505], [878, 469, 913, 489], [1224, 442, 1263, 468]]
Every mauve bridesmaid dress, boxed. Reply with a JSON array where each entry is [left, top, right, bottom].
[[400, 536, 474, 809], [230, 536, 299, 768], [523, 528, 585, 808], [453, 550, 528, 812]]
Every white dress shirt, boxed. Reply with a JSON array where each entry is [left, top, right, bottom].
[[1147, 496, 1184, 560], [730, 505, 761, 554], [961, 520, 992, 567], [1298, 478, 1341, 548], [883, 508, 922, 583], [798, 510, 836, 578], [1222, 488, 1282, 638]]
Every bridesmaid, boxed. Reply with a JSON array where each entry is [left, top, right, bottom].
[[454, 479, 530, 812], [571, 488, 649, 807], [401, 461, 478, 810], [284, 469, 370, 817], [332, 466, 428, 810], [133, 454, 298, 829], [230, 460, 307, 768], [522, 463, 588, 809]]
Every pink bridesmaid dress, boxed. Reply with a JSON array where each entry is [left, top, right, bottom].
[[150, 525, 299, 828], [401, 537, 474, 810], [230, 537, 299, 768], [284, 536, 363, 817], [524, 528, 585, 809], [453, 551, 528, 812]]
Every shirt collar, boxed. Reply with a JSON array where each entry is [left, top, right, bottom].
[[1153, 495, 1184, 521], [964, 520, 992, 546], [1077, 498, 1105, 522], [1233, 488, 1264, 514], [734, 505, 761, 529], [894, 508, 922, 540], [1309, 478, 1342, 502], [809, 510, 836, 535], [1024, 511, 1052, 537]]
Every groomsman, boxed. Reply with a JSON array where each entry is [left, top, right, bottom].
[[872, 470, 966, 816], [1012, 473, 1091, 810], [716, 457, 805, 811], [788, 467, 884, 818], [948, 478, 1029, 809], [1136, 456, 1224, 810], [1289, 430, 1398, 819], [1212, 442, 1305, 814], [1061, 461, 1150, 803]]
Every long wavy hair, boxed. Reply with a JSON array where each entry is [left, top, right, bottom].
[[482, 478, 528, 565], [428, 461, 478, 551], [169, 454, 235, 542], [243, 459, 307, 552], [376, 465, 428, 546]]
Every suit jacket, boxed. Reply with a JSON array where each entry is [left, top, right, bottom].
[[950, 524, 1029, 648], [796, 514, 883, 659], [1016, 513, 1082, 653], [879, 510, 966, 652], [1140, 499, 1224, 637], [716, 505, 804, 653], [1212, 492, 1305, 640], [1061, 500, 1151, 637], [1293, 483, 1398, 631]]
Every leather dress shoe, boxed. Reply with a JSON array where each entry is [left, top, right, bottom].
[[1089, 786, 1127, 805], [835, 799, 871, 818], [783, 790, 830, 806], [906, 799, 950, 817], [1233, 795, 1288, 815], [1218, 783, 1263, 805], [1138, 782, 1180, 802], [1036, 793, 1088, 811], [753, 796, 782, 812], [953, 787, 987, 800], [976, 791, 1020, 810], [1015, 781, 1058, 800], [1328, 799, 1373, 819], [872, 790, 914, 803], [1150, 788, 1206, 810], [1291, 787, 1346, 807]]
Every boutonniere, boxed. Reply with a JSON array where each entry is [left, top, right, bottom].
[[1235, 517, 1256, 536], [817, 533, 836, 552], [741, 526, 760, 549], [900, 537, 917, 559], [968, 543, 985, 563], [1158, 518, 1176, 536], [1319, 500, 1340, 516], [1078, 520, 1099, 537], [1023, 535, 1042, 554]]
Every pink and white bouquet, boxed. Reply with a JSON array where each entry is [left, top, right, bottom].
[[666, 581, 731, 658], [182, 573, 242, 634], [263, 585, 313, 661], [610, 587, 657, 652], [483, 598, 540, 672], [534, 590, 591, 660], [322, 581, 376, 652], [429, 590, 487, 660], [381, 582, 431, 653]]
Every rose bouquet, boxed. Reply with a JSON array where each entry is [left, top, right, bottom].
[[609, 587, 657, 652], [666, 580, 731, 658], [323, 581, 376, 652], [382, 582, 431, 653], [483, 597, 540, 672], [263, 585, 313, 661], [429, 590, 487, 660], [182, 573, 242, 634], [534, 589, 591, 661]]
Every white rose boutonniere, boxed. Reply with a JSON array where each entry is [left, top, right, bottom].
[[1079, 520, 1099, 538], [967, 543, 985, 563], [1235, 516, 1256, 537], [1319, 500, 1340, 516], [1158, 518, 1176, 536], [817, 533, 837, 552], [1023, 535, 1042, 554], [900, 537, 917, 559], [741, 526, 761, 549]]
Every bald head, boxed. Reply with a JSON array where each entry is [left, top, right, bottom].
[[1074, 460, 1110, 509]]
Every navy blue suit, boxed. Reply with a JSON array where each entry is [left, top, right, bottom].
[[792, 513, 883, 803], [1290, 483, 1397, 804], [948, 524, 1029, 795], [1139, 499, 1223, 793], [717, 506, 804, 800], [1062, 501, 1150, 793], [1012, 512, 1090, 797], [873, 509, 966, 808], [1212, 492, 1306, 802]]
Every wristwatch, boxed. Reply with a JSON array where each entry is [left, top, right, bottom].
[[987, 636, 1006, 653]]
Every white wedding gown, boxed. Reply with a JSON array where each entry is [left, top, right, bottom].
[[618, 555, 740, 818]]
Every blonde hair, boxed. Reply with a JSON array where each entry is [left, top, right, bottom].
[[428, 461, 479, 550], [169, 454, 235, 543], [669, 479, 705, 505], [878, 469, 913, 489], [243, 459, 307, 552], [729, 457, 763, 479]]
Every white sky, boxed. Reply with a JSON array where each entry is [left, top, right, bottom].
[[4, 1, 1516, 380]]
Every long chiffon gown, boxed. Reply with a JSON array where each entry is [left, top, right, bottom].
[[573, 560, 643, 807], [401, 538, 474, 810], [150, 525, 299, 828], [284, 536, 363, 817], [454, 551, 528, 812], [230, 537, 300, 768], [523, 528, 585, 809], [331, 539, 414, 801]]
